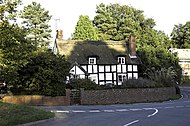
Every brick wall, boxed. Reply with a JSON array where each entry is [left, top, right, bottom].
[[2, 89, 71, 106], [80, 87, 176, 105]]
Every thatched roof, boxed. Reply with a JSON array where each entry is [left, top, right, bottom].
[[56, 39, 140, 65]]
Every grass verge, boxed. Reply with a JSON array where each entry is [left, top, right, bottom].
[[169, 94, 182, 100], [0, 101, 55, 126]]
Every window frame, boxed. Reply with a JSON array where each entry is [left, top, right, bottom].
[[89, 57, 96, 64], [118, 57, 125, 64]]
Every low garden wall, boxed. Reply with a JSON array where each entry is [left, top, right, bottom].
[[2, 89, 71, 106], [80, 87, 176, 105]]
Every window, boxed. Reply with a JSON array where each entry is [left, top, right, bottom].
[[118, 57, 125, 64], [89, 58, 96, 64], [118, 74, 126, 82]]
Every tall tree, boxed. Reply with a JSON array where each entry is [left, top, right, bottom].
[[72, 15, 98, 40], [0, 0, 21, 26], [171, 21, 190, 48], [93, 3, 156, 42], [20, 2, 52, 50]]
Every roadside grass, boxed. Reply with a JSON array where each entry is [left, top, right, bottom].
[[0, 101, 55, 126], [169, 94, 182, 101]]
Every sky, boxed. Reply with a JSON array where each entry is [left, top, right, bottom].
[[21, 0, 190, 41]]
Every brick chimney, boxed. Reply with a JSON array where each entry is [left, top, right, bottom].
[[129, 33, 137, 58], [56, 29, 63, 39]]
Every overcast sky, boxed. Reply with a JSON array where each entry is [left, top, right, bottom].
[[21, 0, 190, 40]]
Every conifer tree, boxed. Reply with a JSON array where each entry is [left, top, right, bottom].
[[20, 2, 52, 50], [73, 15, 98, 40]]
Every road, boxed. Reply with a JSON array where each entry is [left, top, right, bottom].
[[35, 87, 190, 126]]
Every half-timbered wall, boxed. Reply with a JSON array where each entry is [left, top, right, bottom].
[[79, 64, 138, 85]]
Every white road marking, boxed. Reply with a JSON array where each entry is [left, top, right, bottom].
[[186, 105, 190, 108], [176, 106, 184, 108], [123, 120, 139, 126], [165, 106, 175, 109], [184, 101, 190, 103], [57, 110, 70, 113], [156, 107, 162, 109], [129, 109, 142, 111], [104, 110, 115, 112], [72, 110, 86, 113], [142, 108, 159, 118], [89, 110, 101, 113], [180, 95, 184, 99], [116, 109, 129, 112]]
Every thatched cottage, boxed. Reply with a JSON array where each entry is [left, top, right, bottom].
[[53, 30, 141, 85]]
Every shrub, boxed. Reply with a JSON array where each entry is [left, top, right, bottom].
[[144, 67, 177, 87], [68, 79, 100, 90], [122, 78, 160, 88]]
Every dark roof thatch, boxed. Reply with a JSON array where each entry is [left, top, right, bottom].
[[56, 39, 140, 65]]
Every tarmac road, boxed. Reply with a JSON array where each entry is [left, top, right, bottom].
[[25, 86, 190, 126]]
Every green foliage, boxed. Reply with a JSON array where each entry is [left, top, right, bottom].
[[145, 67, 177, 87], [0, 0, 21, 26], [20, 1, 52, 50], [137, 46, 182, 84], [12, 51, 70, 96], [171, 21, 190, 48], [72, 15, 98, 40], [93, 3, 157, 42], [122, 78, 159, 88], [69, 79, 100, 90], [0, 24, 35, 85]]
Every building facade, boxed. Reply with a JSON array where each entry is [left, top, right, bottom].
[[170, 48, 190, 79], [54, 30, 141, 85]]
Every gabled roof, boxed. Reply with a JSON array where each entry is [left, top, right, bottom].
[[55, 39, 140, 65], [170, 48, 190, 61]]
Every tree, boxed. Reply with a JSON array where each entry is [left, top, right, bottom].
[[0, 0, 21, 26], [0, 24, 35, 86], [171, 21, 190, 48], [72, 15, 98, 40], [14, 51, 70, 96], [93, 3, 156, 41], [137, 45, 182, 84], [20, 2, 52, 50]]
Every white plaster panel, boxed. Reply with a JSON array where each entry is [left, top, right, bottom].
[[111, 65, 116, 72], [128, 73, 132, 79], [99, 73, 104, 80], [133, 73, 138, 79], [133, 65, 137, 72], [105, 65, 110, 72], [122, 65, 126, 72], [117, 65, 121, 73], [128, 65, 132, 71], [81, 65, 87, 71], [93, 65, 98, 73], [105, 73, 112, 80], [88, 65, 92, 73], [99, 65, 104, 72]]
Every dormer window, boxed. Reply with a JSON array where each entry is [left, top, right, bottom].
[[89, 58, 96, 64], [118, 57, 125, 64]]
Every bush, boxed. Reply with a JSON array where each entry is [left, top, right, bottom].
[[144, 67, 177, 87], [12, 51, 69, 96], [68, 79, 100, 90], [122, 78, 160, 88]]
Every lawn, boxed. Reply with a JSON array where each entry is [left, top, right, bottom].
[[0, 101, 55, 126]]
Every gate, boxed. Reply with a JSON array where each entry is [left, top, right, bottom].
[[70, 89, 81, 105]]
